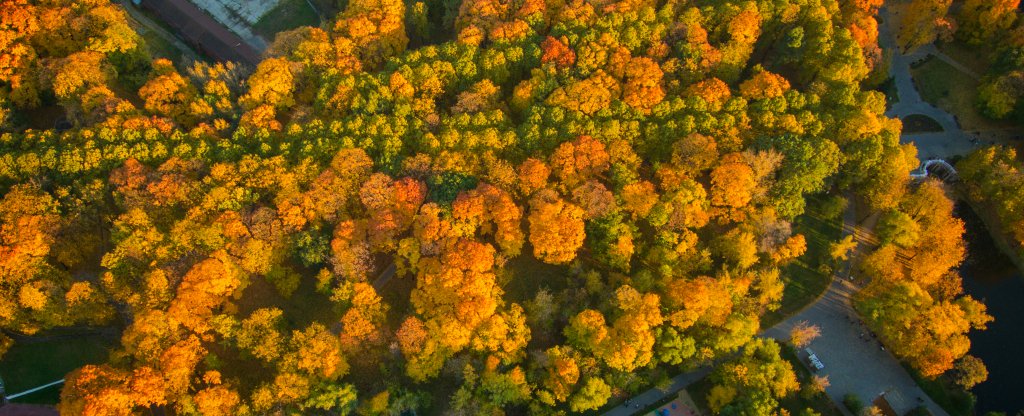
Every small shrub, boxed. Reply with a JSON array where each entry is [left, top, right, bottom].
[[817, 195, 848, 220], [844, 393, 864, 414]]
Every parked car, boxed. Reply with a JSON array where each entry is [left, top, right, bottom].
[[805, 348, 825, 371]]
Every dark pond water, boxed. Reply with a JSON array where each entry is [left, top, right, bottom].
[[955, 202, 1024, 414]]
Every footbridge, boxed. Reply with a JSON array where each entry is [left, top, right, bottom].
[[911, 159, 958, 181]]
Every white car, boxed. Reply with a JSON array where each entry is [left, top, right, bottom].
[[805, 348, 825, 371]]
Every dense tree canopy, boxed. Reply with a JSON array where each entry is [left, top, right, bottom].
[[855, 181, 991, 377], [958, 147, 1024, 254], [0, 0, 984, 413]]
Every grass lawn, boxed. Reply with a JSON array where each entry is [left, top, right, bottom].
[[0, 334, 115, 404], [253, 0, 321, 41], [223, 266, 357, 393], [911, 56, 1013, 132], [936, 40, 990, 76], [234, 266, 341, 330], [778, 344, 843, 416], [902, 114, 944, 133], [141, 30, 187, 65], [128, 7, 203, 66], [502, 248, 571, 304], [25, 105, 65, 130], [762, 195, 844, 327], [687, 373, 714, 412], [310, 0, 341, 17], [901, 363, 974, 416], [379, 269, 416, 329]]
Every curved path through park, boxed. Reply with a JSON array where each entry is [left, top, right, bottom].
[[879, 5, 982, 160]]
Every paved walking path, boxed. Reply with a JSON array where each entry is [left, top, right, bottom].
[[879, 5, 984, 160], [119, 3, 200, 63], [915, 44, 980, 80], [5, 379, 64, 400], [372, 263, 397, 290], [330, 263, 397, 336], [602, 368, 711, 416]]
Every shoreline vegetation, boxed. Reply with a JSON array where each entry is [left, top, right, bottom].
[[955, 191, 1024, 275], [956, 147, 1024, 275]]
